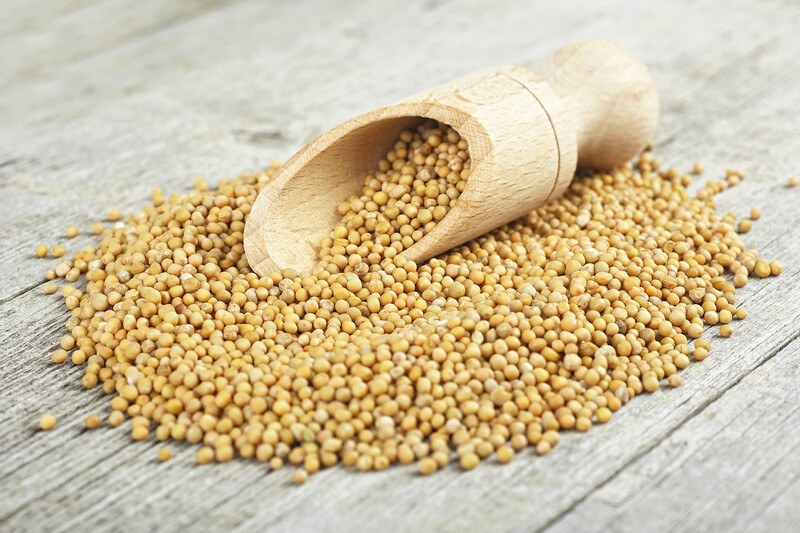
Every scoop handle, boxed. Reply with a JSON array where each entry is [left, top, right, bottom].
[[538, 40, 659, 169]]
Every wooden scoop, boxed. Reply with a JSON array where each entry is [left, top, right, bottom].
[[244, 40, 659, 276]]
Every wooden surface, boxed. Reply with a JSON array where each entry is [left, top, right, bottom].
[[1, 1, 798, 531], [244, 40, 658, 275]]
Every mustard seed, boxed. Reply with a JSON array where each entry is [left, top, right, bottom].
[[196, 447, 214, 464], [66, 225, 79, 238], [38, 139, 783, 479], [459, 452, 480, 471], [496, 445, 514, 464], [754, 259, 771, 278], [42, 284, 58, 295], [737, 219, 752, 233], [84, 413, 102, 429], [51, 244, 66, 258], [35, 244, 48, 258], [596, 407, 613, 424], [107, 208, 122, 221], [750, 208, 762, 220], [419, 457, 438, 475], [159, 448, 172, 462], [720, 324, 732, 337], [39, 413, 57, 431], [51, 349, 68, 364], [292, 469, 309, 485], [789, 176, 799, 188]]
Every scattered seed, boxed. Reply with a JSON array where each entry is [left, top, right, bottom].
[[754, 259, 772, 278], [35, 244, 48, 258], [159, 448, 172, 462], [38, 135, 782, 479], [51, 245, 66, 258], [419, 457, 438, 475], [85, 413, 102, 429], [51, 349, 68, 364], [39, 413, 57, 431], [737, 219, 752, 233], [107, 208, 122, 221], [292, 469, 309, 485], [196, 447, 214, 464], [720, 324, 733, 337], [42, 284, 58, 295], [66, 225, 79, 238], [789, 176, 799, 188], [750, 208, 762, 220]]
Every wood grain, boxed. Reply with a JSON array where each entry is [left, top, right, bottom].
[[1, 0, 799, 531]]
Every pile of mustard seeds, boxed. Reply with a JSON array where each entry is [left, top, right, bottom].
[[40, 128, 781, 481], [318, 120, 470, 274]]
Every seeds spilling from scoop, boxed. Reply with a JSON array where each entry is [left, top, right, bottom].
[[40, 132, 780, 478], [318, 120, 469, 274]]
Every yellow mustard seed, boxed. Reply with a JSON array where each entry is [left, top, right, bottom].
[[459, 452, 480, 471], [42, 284, 58, 295], [66, 225, 79, 238], [750, 208, 762, 220], [91, 221, 105, 235], [694, 347, 709, 361], [84, 413, 102, 430], [292, 469, 309, 485], [770, 260, 783, 276], [692, 162, 703, 174], [35, 244, 48, 257], [108, 410, 125, 427], [51, 244, 66, 258], [196, 447, 214, 464], [419, 457, 438, 475], [668, 374, 682, 388], [789, 176, 799, 188], [107, 208, 122, 221], [496, 445, 514, 464], [754, 259, 771, 278], [737, 219, 752, 233], [131, 425, 149, 441], [596, 407, 613, 424], [38, 141, 784, 479], [720, 324, 733, 337], [159, 448, 172, 462], [51, 349, 68, 364], [39, 413, 57, 431]]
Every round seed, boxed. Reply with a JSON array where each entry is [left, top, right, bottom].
[[39, 413, 57, 431], [84, 413, 102, 429]]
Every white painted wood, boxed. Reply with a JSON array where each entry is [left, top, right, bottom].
[[1, 0, 799, 531], [0, 1, 241, 89], [547, 335, 800, 533]]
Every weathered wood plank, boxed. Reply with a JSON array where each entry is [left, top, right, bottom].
[[545, 335, 800, 533], [1, 0, 799, 531], [0, 0, 240, 90], [0, 0, 101, 39]]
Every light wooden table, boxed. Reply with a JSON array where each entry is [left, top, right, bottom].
[[1, 1, 799, 531]]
